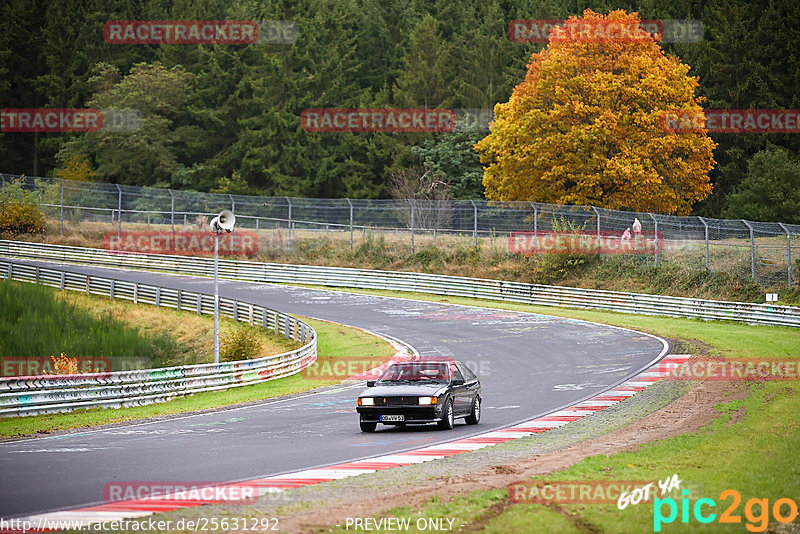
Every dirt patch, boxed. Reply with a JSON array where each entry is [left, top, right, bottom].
[[274, 379, 747, 533]]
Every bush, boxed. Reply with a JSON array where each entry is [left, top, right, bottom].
[[0, 199, 46, 235], [220, 325, 263, 362]]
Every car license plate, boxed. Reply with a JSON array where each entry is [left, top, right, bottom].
[[380, 415, 404, 422]]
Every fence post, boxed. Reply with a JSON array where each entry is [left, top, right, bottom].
[[408, 199, 415, 253], [1, 174, 4, 201], [169, 189, 175, 235], [590, 206, 600, 239], [286, 197, 292, 251], [699, 217, 709, 271], [779, 223, 792, 288], [59, 179, 64, 235], [470, 200, 478, 252], [648, 213, 659, 266], [742, 220, 756, 280], [115, 184, 122, 237], [529, 202, 538, 253], [346, 198, 353, 250], [228, 193, 235, 249]]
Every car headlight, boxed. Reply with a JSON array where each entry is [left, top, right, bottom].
[[358, 397, 374, 406], [418, 396, 438, 405]]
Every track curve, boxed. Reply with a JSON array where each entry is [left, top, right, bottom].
[[0, 259, 668, 519]]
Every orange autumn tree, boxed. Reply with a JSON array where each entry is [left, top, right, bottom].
[[475, 9, 716, 214]]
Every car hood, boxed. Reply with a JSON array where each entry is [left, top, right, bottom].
[[359, 382, 448, 397]]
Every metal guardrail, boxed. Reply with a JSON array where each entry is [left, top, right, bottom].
[[0, 258, 317, 417], [2, 240, 798, 328]]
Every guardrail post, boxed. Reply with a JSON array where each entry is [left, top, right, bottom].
[[529, 202, 538, 253], [470, 200, 478, 252], [109, 279, 115, 298], [262, 308, 267, 328], [59, 179, 64, 235], [648, 213, 659, 266], [60, 271, 65, 290], [196, 293, 202, 314], [133, 283, 138, 303], [155, 286, 161, 306], [699, 217, 709, 271], [177, 289, 182, 311], [169, 189, 175, 235], [742, 220, 756, 280], [85, 275, 90, 294], [34, 266, 40, 283], [115, 184, 122, 237], [408, 199, 415, 253], [284, 317, 291, 339], [286, 197, 292, 251], [233, 301, 239, 321], [779, 223, 792, 288], [346, 198, 354, 250]]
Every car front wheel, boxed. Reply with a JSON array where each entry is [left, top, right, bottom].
[[360, 417, 377, 432], [465, 396, 481, 425], [438, 399, 454, 430]]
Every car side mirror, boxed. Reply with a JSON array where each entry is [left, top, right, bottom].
[[366, 380, 375, 387], [452, 379, 465, 386]]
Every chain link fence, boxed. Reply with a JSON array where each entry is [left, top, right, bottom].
[[2, 173, 798, 288]]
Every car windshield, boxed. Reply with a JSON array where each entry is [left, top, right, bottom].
[[377, 362, 451, 383]]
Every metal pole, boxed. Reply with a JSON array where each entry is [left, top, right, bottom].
[[699, 217, 709, 271], [228, 194, 235, 249], [408, 199, 415, 252], [743, 220, 756, 280], [648, 213, 658, 266], [59, 179, 64, 235], [169, 189, 175, 235], [346, 198, 353, 250], [779, 223, 792, 288], [286, 197, 292, 251], [115, 184, 122, 236], [529, 202, 538, 253], [213, 231, 220, 364], [470, 200, 478, 252], [590, 206, 600, 238]]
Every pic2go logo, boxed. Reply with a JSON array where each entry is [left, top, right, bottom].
[[654, 489, 799, 532]]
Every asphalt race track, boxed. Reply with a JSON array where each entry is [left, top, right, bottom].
[[0, 259, 668, 519]]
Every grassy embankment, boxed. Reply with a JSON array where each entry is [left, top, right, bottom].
[[0, 280, 395, 438]]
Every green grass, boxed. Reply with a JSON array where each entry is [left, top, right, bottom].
[[0, 314, 396, 438], [309, 286, 800, 533], [0, 278, 178, 362]]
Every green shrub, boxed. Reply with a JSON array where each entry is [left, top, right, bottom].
[[220, 325, 263, 362], [0, 199, 46, 235]]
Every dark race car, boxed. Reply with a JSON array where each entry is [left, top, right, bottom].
[[356, 359, 481, 432]]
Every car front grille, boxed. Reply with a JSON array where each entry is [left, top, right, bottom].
[[375, 396, 418, 406]]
